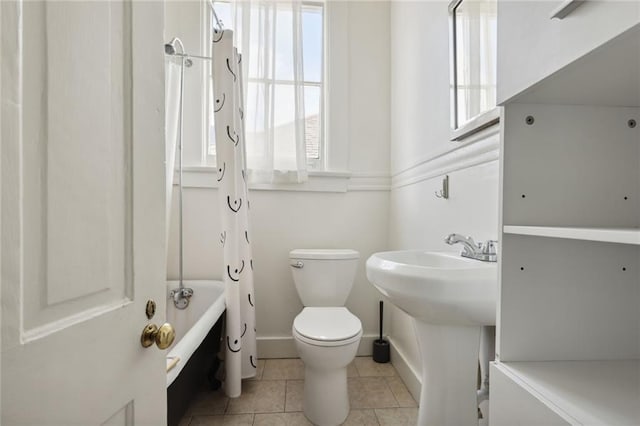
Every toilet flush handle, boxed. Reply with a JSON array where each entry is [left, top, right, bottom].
[[291, 261, 304, 269]]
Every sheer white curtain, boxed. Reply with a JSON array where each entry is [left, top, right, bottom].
[[225, 0, 308, 183]]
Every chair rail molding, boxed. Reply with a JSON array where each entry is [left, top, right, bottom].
[[392, 125, 500, 190], [175, 168, 391, 193]]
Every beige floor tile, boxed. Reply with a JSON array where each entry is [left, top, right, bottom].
[[285, 380, 304, 412], [183, 357, 417, 425], [248, 359, 266, 381], [189, 414, 254, 426], [374, 408, 419, 426], [348, 377, 399, 409], [353, 358, 397, 377], [263, 359, 305, 380], [342, 409, 379, 425], [384, 376, 417, 408], [254, 412, 313, 426], [347, 361, 359, 378], [226, 380, 286, 414], [186, 389, 229, 415]]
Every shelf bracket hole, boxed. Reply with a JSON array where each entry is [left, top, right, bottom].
[[525, 116, 535, 125], [628, 119, 637, 128]]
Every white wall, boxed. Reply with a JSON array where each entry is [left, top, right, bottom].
[[388, 0, 500, 399], [168, 188, 390, 356], [166, 1, 391, 357]]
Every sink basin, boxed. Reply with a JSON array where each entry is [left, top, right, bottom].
[[366, 250, 499, 425], [366, 250, 497, 325]]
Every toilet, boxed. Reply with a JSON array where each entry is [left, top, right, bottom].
[[290, 249, 362, 426]]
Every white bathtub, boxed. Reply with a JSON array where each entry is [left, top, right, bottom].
[[165, 280, 226, 386]]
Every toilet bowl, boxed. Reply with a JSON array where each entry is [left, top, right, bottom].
[[289, 249, 362, 426], [293, 307, 362, 425]]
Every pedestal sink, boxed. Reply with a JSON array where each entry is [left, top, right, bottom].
[[366, 251, 497, 426]]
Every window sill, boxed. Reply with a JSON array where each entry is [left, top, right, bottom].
[[175, 167, 390, 192], [450, 108, 501, 142]]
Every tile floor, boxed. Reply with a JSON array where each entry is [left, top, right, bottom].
[[179, 357, 418, 426]]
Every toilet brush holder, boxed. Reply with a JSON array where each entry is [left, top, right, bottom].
[[372, 301, 390, 363], [373, 339, 390, 363]]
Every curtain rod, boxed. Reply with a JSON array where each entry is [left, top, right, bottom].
[[209, 0, 224, 30]]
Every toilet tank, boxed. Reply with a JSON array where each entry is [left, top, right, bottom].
[[289, 249, 360, 307]]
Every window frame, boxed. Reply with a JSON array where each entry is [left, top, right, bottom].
[[202, 0, 326, 170], [448, 0, 499, 142]]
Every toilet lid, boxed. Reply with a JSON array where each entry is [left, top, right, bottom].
[[293, 307, 362, 342]]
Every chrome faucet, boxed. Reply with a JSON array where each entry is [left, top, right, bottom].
[[444, 234, 497, 262]]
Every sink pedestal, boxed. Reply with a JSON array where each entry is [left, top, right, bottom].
[[414, 320, 481, 426], [365, 250, 497, 425]]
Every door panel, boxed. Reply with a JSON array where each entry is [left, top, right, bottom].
[[1, 1, 167, 424], [22, 0, 133, 333]]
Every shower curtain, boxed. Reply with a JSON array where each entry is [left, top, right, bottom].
[[212, 29, 257, 397]]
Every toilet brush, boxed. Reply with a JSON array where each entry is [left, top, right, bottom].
[[372, 300, 390, 363]]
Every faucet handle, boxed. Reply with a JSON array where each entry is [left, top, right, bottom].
[[480, 240, 498, 255]]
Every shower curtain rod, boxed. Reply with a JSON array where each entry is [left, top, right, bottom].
[[164, 1, 222, 66], [209, 0, 224, 30]]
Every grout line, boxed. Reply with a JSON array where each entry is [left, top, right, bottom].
[[373, 408, 382, 425], [283, 379, 288, 413], [387, 378, 401, 408]]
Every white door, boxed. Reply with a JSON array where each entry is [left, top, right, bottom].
[[1, 1, 168, 425]]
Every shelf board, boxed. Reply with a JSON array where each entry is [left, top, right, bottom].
[[504, 226, 640, 245], [496, 360, 640, 425]]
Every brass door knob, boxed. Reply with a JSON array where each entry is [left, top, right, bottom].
[[141, 323, 176, 349]]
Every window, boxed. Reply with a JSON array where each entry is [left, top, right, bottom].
[[449, 0, 498, 140], [205, 1, 325, 170]]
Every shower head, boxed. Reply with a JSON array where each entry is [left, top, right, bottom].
[[164, 37, 185, 56]]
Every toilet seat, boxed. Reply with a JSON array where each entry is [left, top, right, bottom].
[[293, 307, 362, 347]]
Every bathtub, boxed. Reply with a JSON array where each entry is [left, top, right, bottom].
[[166, 279, 226, 386], [166, 280, 226, 426]]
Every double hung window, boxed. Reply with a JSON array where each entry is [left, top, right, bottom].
[[205, 1, 325, 175]]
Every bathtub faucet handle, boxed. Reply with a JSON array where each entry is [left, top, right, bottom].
[[170, 287, 194, 309]]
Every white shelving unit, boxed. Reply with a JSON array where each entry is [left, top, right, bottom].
[[493, 360, 640, 425], [492, 11, 640, 425], [503, 226, 640, 245]]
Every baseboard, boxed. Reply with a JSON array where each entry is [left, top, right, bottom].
[[389, 337, 422, 403], [257, 337, 298, 359], [257, 334, 380, 359], [356, 334, 378, 357]]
